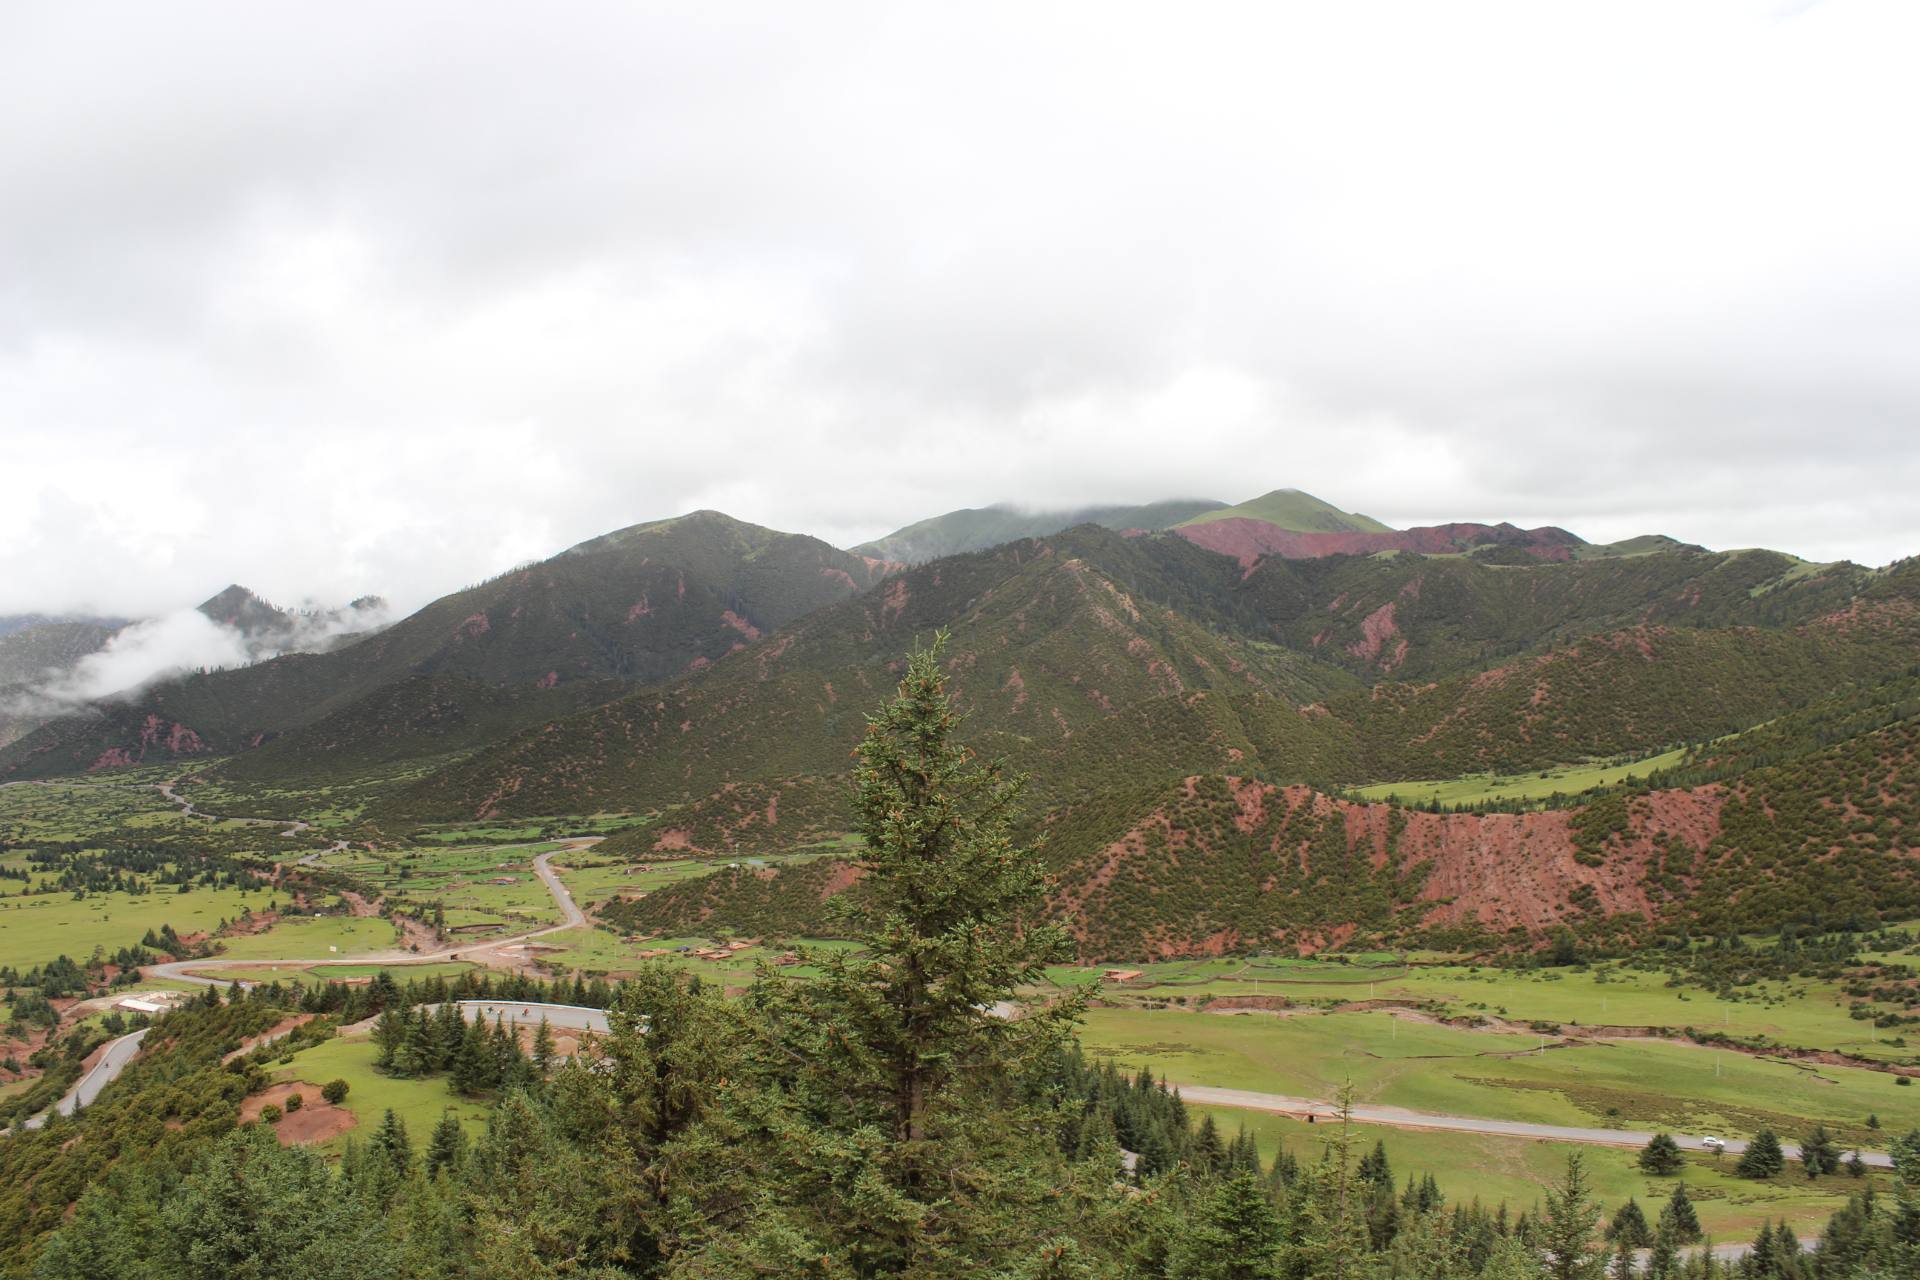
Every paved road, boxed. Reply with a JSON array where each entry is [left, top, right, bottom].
[[533, 849, 587, 929], [7, 1028, 150, 1135], [1178, 1085, 1895, 1168], [439, 1000, 611, 1033]]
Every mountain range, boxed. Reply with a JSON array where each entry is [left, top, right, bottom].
[[5, 488, 1914, 958], [0, 587, 388, 750]]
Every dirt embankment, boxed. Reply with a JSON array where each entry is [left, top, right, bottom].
[[1063, 776, 1727, 942], [240, 1082, 356, 1145], [1175, 519, 1577, 573]]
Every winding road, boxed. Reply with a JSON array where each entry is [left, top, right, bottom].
[[3, 1028, 150, 1136], [147, 841, 599, 988]]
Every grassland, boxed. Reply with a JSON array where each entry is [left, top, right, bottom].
[[1047, 953, 1916, 1064], [1348, 748, 1688, 807], [210, 914, 403, 960], [0, 883, 260, 971], [1082, 1007, 1919, 1146], [267, 1033, 490, 1151], [180, 757, 462, 831], [1194, 1105, 1879, 1240], [319, 842, 571, 935]]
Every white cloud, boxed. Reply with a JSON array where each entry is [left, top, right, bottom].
[[7, 611, 252, 715], [2, 0, 1917, 618]]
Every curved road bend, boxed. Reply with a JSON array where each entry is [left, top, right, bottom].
[[1176, 1084, 1894, 1169], [437, 1000, 611, 1034], [149, 842, 599, 989], [5, 829, 597, 1134], [4, 1028, 151, 1136]]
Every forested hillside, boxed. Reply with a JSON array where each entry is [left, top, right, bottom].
[[617, 696, 1920, 959], [0, 512, 890, 780]]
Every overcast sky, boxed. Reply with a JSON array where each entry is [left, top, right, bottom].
[[4, 1, 1917, 618]]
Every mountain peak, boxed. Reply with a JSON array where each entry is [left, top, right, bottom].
[[852, 498, 1227, 564], [1174, 489, 1392, 535], [196, 584, 290, 631]]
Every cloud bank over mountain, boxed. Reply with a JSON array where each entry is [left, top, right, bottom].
[[4, 1, 1917, 615]]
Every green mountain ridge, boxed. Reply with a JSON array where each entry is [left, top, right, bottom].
[[612, 676, 1920, 958], [374, 530, 1920, 830], [1173, 487, 1392, 532], [850, 497, 1226, 563], [0, 511, 889, 779]]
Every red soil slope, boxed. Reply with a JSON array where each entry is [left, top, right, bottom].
[[1177, 518, 1581, 572]]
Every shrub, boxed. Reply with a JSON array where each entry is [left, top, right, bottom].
[[284, 1092, 303, 1112], [322, 1078, 349, 1104], [261, 1103, 283, 1124]]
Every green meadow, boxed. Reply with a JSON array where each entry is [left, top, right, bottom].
[[1082, 1007, 1920, 1145], [329, 843, 571, 933], [0, 884, 260, 972], [211, 914, 404, 961], [1195, 1105, 1879, 1241], [268, 1034, 490, 1152], [1053, 954, 1911, 1063], [1348, 748, 1689, 807], [183, 961, 477, 984]]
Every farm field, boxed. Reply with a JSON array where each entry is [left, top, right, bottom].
[[0, 883, 260, 972], [1347, 748, 1688, 808], [1082, 1006, 1920, 1147], [553, 850, 822, 904], [1193, 1105, 1878, 1241], [405, 812, 638, 844]]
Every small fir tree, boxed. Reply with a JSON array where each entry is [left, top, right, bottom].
[[1638, 1133, 1684, 1176], [1737, 1130, 1786, 1180]]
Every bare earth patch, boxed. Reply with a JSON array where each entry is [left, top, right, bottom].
[[240, 1082, 357, 1145]]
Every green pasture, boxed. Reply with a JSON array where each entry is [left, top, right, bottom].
[[211, 914, 402, 961], [269, 1035, 489, 1153], [1192, 1105, 1874, 1241], [406, 812, 640, 843], [1058, 955, 1910, 1063], [185, 757, 459, 830], [1083, 1007, 1920, 1145], [0, 883, 259, 972], [1349, 749, 1688, 808], [185, 965, 325, 985], [310, 961, 476, 981], [554, 852, 817, 906], [0, 781, 191, 844], [329, 843, 569, 931]]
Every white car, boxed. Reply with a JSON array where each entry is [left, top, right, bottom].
[[1700, 1136, 1726, 1151]]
